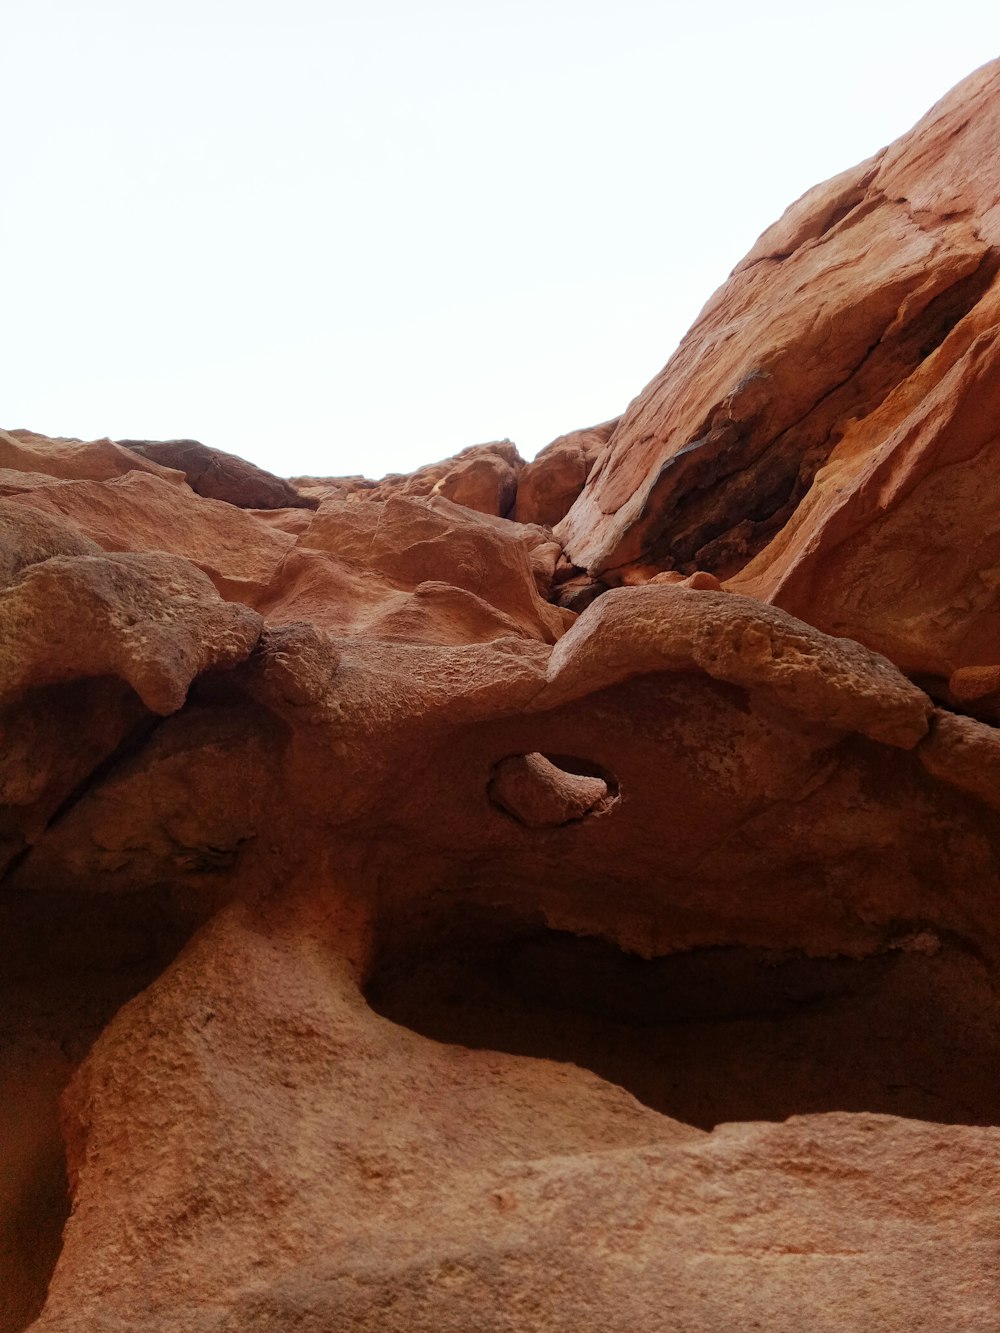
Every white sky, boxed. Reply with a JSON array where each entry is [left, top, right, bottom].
[[4, 1, 1000, 480]]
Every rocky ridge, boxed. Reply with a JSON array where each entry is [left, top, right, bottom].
[[3, 60, 1000, 1333]]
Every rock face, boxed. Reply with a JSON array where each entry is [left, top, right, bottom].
[[3, 60, 1000, 1333], [557, 60, 1000, 685]]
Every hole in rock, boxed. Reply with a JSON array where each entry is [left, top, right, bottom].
[[487, 753, 619, 828], [0, 886, 206, 1333], [366, 907, 1000, 1131]]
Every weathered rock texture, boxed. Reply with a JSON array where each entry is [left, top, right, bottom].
[[558, 59, 1000, 687], [3, 60, 1000, 1333]]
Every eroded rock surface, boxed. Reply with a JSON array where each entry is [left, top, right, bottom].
[[3, 58, 1000, 1333], [557, 60, 1000, 682]]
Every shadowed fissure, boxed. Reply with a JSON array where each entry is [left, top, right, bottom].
[[366, 902, 1000, 1131], [0, 887, 205, 1333], [628, 251, 1000, 583]]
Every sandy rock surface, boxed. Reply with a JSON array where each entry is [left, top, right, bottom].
[[3, 59, 1000, 1333]]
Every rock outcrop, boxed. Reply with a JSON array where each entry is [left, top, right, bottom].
[[117, 438, 318, 511], [512, 419, 619, 527], [557, 60, 1000, 687], [3, 60, 1000, 1333], [293, 440, 525, 517]]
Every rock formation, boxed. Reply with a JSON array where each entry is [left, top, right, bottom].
[[3, 60, 1000, 1333]]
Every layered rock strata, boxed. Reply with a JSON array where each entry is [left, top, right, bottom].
[[3, 59, 1000, 1333]]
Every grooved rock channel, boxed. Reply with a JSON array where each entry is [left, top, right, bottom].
[[3, 61, 1000, 1333]]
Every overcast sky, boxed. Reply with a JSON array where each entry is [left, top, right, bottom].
[[4, 1, 1000, 480]]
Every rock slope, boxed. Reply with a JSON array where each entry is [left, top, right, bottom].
[[3, 60, 1000, 1333]]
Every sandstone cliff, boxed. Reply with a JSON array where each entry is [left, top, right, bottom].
[[3, 60, 1000, 1333]]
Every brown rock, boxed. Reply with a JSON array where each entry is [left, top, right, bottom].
[[0, 887, 196, 1333], [0, 551, 261, 714], [432, 452, 518, 516], [290, 493, 568, 643], [0, 468, 81, 497], [535, 584, 932, 748], [488, 752, 610, 826], [649, 569, 723, 590], [240, 622, 341, 708], [728, 302, 1000, 674], [0, 500, 100, 587], [552, 573, 608, 612], [513, 418, 618, 527], [15, 698, 287, 897], [31, 896, 1000, 1333], [0, 678, 150, 876], [949, 664, 1000, 702], [118, 437, 318, 510]]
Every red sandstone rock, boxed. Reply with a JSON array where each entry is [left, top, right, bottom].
[[534, 584, 931, 748], [918, 708, 1000, 814], [6, 59, 1000, 1333], [0, 551, 261, 714], [7, 470, 296, 604], [118, 437, 318, 510], [513, 418, 618, 527], [284, 493, 569, 642], [557, 61, 1000, 679], [294, 440, 524, 517], [432, 451, 518, 516], [0, 429, 184, 486], [488, 751, 610, 826], [649, 568, 722, 590], [0, 501, 101, 584]]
